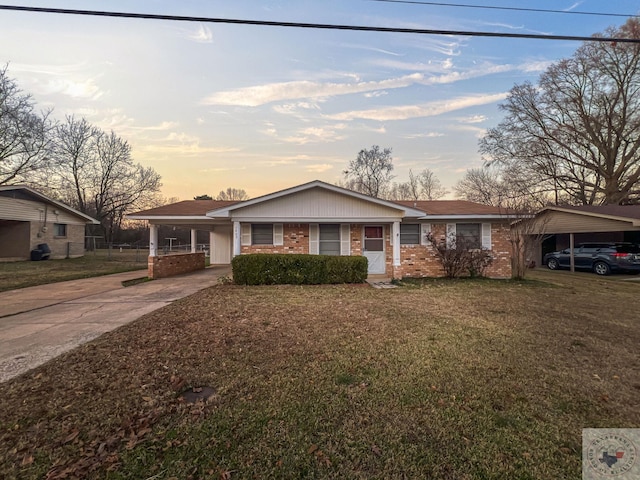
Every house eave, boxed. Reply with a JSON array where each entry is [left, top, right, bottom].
[[206, 180, 427, 218], [418, 214, 515, 221], [0, 185, 100, 224]]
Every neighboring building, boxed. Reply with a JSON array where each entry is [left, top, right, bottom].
[[0, 185, 99, 261], [525, 205, 640, 264], [129, 180, 514, 278]]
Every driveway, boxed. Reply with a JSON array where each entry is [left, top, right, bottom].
[[0, 266, 230, 382]]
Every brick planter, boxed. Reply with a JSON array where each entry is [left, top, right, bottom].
[[148, 252, 206, 279]]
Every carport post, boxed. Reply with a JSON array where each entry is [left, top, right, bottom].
[[191, 229, 197, 253], [570, 233, 575, 273], [149, 224, 158, 257]]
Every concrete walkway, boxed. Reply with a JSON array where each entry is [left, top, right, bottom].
[[0, 266, 230, 383]]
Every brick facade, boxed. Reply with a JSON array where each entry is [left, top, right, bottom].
[[240, 222, 513, 279], [393, 223, 512, 279], [148, 252, 206, 279], [241, 224, 310, 255]]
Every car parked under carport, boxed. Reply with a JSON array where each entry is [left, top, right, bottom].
[[544, 242, 640, 275]]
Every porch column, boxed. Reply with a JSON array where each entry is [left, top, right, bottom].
[[191, 229, 197, 253], [392, 221, 401, 267], [569, 233, 575, 273], [209, 230, 215, 258], [149, 224, 158, 257], [233, 221, 241, 257]]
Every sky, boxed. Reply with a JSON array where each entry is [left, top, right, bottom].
[[1, 0, 639, 200]]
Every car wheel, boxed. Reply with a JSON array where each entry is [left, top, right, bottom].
[[546, 258, 559, 270], [593, 261, 611, 276]]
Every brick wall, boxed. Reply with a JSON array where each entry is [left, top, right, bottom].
[[241, 224, 310, 254], [148, 252, 205, 279], [238, 221, 512, 279], [485, 224, 512, 278], [393, 222, 512, 279]]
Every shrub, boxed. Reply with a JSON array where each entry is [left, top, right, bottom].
[[232, 254, 368, 285], [426, 233, 493, 278]]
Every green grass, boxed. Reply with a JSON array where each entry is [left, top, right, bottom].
[[0, 270, 638, 479], [0, 249, 147, 292]]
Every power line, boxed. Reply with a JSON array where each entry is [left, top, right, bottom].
[[369, 0, 640, 19], [0, 4, 639, 43]]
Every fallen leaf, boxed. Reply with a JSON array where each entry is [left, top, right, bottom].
[[371, 445, 382, 456], [63, 429, 80, 445], [21, 454, 34, 466], [308, 444, 319, 454]]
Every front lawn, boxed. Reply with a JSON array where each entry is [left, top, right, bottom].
[[1, 270, 638, 479]]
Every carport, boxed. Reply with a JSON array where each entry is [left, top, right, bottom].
[[525, 205, 640, 272]]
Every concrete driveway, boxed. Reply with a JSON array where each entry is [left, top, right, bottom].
[[0, 266, 230, 382]]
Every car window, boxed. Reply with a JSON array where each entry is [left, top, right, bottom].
[[580, 246, 600, 253], [617, 245, 640, 253]]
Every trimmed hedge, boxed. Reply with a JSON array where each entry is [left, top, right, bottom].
[[232, 254, 368, 285]]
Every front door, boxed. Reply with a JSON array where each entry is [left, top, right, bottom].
[[363, 225, 385, 274]]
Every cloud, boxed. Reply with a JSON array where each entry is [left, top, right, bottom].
[[364, 91, 388, 98], [11, 62, 105, 100], [272, 102, 322, 115], [204, 61, 517, 108], [202, 73, 425, 106], [188, 24, 213, 43], [564, 2, 583, 12], [519, 60, 553, 73], [306, 164, 334, 173], [401, 131, 445, 139], [458, 115, 487, 124], [328, 93, 508, 121], [449, 124, 488, 139], [282, 124, 348, 145], [339, 42, 404, 56]]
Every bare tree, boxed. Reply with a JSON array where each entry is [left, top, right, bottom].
[[454, 168, 504, 206], [216, 188, 249, 201], [344, 145, 395, 197], [0, 65, 52, 185], [480, 19, 640, 205], [386, 181, 413, 200], [51, 116, 161, 242], [416, 168, 447, 200]]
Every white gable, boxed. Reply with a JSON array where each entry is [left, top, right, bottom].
[[225, 186, 406, 222]]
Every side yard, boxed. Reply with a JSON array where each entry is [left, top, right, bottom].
[[0, 270, 638, 479], [0, 250, 147, 292]]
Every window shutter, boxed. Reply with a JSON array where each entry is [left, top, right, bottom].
[[241, 224, 251, 246], [340, 224, 351, 255], [309, 224, 319, 254], [420, 223, 431, 245], [446, 223, 456, 249], [273, 223, 284, 246], [482, 223, 492, 250]]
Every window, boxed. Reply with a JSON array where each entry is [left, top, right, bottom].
[[456, 223, 481, 249], [400, 224, 420, 245], [364, 226, 384, 252], [251, 224, 273, 245], [54, 223, 67, 237], [319, 224, 340, 255]]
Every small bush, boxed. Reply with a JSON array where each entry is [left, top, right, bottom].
[[232, 254, 368, 285]]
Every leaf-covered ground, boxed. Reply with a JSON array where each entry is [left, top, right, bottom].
[[1, 270, 638, 479]]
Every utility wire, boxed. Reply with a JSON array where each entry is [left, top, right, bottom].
[[369, 0, 640, 19], [0, 4, 639, 43]]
